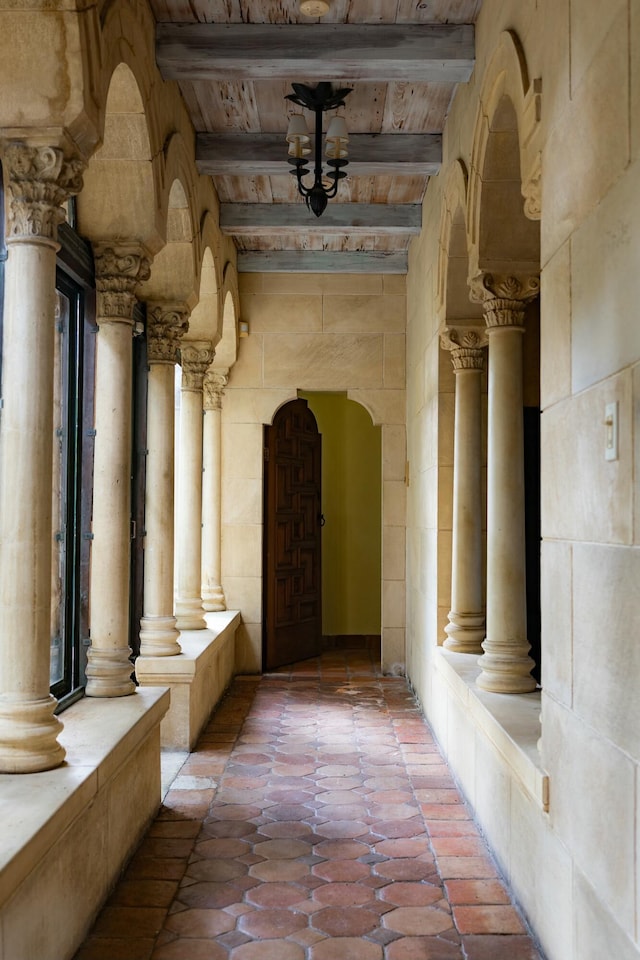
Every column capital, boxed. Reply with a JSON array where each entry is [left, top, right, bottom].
[[147, 302, 190, 364], [469, 272, 540, 329], [180, 341, 214, 391], [93, 242, 152, 326], [203, 368, 229, 411], [440, 326, 487, 372], [3, 141, 85, 245]]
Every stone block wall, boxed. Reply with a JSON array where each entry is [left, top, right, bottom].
[[405, 1, 640, 958], [222, 272, 407, 674]]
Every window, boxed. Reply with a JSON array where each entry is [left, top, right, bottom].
[[51, 226, 97, 709]]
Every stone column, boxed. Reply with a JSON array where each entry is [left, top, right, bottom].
[[85, 244, 151, 697], [471, 273, 539, 693], [175, 341, 213, 630], [202, 368, 228, 612], [139, 304, 189, 656], [0, 142, 84, 771], [440, 326, 487, 654]]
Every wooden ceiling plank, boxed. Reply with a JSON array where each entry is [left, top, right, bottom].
[[237, 250, 408, 273], [156, 23, 475, 82], [197, 132, 442, 176], [220, 202, 422, 236]]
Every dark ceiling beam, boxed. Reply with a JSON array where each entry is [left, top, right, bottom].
[[156, 23, 475, 83], [220, 203, 422, 237], [197, 133, 441, 177], [237, 250, 408, 274]]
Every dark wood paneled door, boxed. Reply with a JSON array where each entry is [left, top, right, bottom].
[[264, 399, 322, 671]]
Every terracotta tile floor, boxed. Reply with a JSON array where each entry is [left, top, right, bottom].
[[74, 650, 544, 960]]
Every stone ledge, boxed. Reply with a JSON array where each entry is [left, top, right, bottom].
[[136, 610, 240, 750], [0, 687, 170, 960], [435, 649, 549, 811], [0, 686, 169, 908]]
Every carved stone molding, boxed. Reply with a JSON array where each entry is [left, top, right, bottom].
[[180, 341, 214, 391], [147, 303, 190, 363], [440, 326, 488, 372], [522, 152, 542, 220], [470, 273, 540, 329], [203, 368, 229, 411], [521, 78, 542, 221], [93, 243, 151, 324], [3, 142, 85, 243]]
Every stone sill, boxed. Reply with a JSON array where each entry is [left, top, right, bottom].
[[136, 610, 240, 683], [135, 610, 240, 751], [435, 649, 550, 812], [0, 686, 170, 908]]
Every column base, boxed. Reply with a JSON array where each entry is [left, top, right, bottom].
[[202, 584, 226, 612], [139, 616, 182, 657], [0, 695, 65, 773], [476, 642, 536, 694], [175, 597, 206, 631], [85, 646, 136, 697], [443, 611, 485, 654]]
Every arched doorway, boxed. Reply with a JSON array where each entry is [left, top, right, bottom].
[[263, 399, 323, 670]]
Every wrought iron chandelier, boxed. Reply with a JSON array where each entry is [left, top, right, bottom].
[[285, 82, 353, 218]]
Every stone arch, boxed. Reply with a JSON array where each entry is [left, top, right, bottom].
[[468, 30, 541, 280], [437, 159, 483, 324], [188, 245, 219, 343], [140, 176, 198, 309], [214, 261, 240, 370], [76, 60, 160, 251]]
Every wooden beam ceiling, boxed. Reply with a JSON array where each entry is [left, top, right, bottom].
[[220, 203, 422, 237], [197, 134, 442, 178], [237, 250, 408, 274], [156, 23, 475, 83]]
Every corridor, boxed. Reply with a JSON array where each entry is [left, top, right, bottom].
[[74, 650, 543, 960]]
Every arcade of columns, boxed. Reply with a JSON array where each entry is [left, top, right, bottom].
[[441, 273, 539, 695], [0, 141, 230, 774]]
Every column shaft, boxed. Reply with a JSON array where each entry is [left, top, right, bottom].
[[0, 143, 84, 771], [85, 245, 150, 696], [175, 342, 213, 630], [441, 328, 486, 653], [472, 278, 538, 693], [139, 305, 188, 655], [202, 370, 227, 611]]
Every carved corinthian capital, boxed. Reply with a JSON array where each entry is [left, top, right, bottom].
[[440, 326, 488, 372], [203, 368, 229, 411], [180, 341, 214, 391], [469, 273, 540, 329], [93, 243, 152, 325], [147, 303, 190, 363], [3, 142, 85, 243]]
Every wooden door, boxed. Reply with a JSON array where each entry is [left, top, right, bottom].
[[264, 399, 322, 670]]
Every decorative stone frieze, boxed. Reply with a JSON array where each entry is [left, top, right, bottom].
[[203, 368, 228, 410], [93, 243, 151, 323], [202, 367, 229, 612], [180, 341, 214, 390], [440, 326, 488, 371], [470, 272, 540, 328], [440, 325, 487, 655], [147, 303, 190, 363], [3, 142, 84, 242]]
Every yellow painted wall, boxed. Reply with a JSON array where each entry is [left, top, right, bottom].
[[300, 392, 381, 636]]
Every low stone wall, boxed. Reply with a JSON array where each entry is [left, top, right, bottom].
[[0, 687, 170, 960], [135, 610, 240, 750]]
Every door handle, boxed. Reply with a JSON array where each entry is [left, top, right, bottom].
[[318, 513, 326, 527]]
